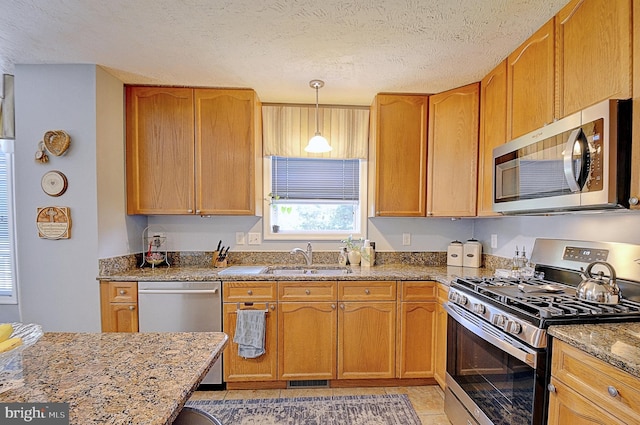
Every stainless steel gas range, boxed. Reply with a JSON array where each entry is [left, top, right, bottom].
[[444, 238, 640, 425]]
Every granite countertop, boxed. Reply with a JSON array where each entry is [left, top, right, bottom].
[[98, 264, 495, 285], [548, 323, 640, 379], [0, 332, 228, 425]]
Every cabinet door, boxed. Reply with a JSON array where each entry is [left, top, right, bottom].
[[369, 94, 428, 217], [556, 0, 631, 117], [278, 302, 337, 380], [126, 86, 195, 214], [195, 89, 260, 215], [100, 281, 138, 332], [397, 301, 435, 378], [547, 378, 625, 425], [337, 301, 396, 379], [223, 303, 277, 382], [107, 303, 139, 333], [477, 61, 507, 216], [427, 83, 479, 217], [433, 284, 448, 388], [507, 19, 555, 140]]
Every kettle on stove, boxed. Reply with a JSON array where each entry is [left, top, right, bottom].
[[576, 261, 620, 305]]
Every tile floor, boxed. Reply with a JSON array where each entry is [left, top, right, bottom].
[[190, 385, 451, 424]]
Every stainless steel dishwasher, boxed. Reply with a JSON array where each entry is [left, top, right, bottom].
[[138, 281, 223, 385]]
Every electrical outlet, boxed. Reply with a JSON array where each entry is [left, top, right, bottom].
[[248, 232, 261, 245], [236, 232, 246, 245], [491, 234, 498, 249], [402, 233, 411, 246]]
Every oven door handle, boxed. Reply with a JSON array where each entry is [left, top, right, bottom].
[[563, 127, 588, 192], [445, 303, 539, 368]]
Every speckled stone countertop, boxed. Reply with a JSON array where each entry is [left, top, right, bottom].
[[0, 332, 228, 425], [549, 323, 640, 378], [98, 264, 496, 285]]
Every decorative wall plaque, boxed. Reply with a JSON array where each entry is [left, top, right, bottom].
[[41, 171, 68, 197], [36, 206, 71, 239]]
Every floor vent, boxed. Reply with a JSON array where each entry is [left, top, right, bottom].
[[287, 380, 329, 389]]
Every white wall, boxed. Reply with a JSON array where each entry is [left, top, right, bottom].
[[13, 64, 133, 331], [474, 211, 640, 259]]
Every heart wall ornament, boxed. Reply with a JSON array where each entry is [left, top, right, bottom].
[[43, 130, 71, 156]]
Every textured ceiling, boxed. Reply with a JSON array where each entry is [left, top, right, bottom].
[[0, 0, 570, 105]]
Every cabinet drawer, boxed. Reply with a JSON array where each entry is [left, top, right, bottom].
[[400, 281, 436, 301], [339, 281, 396, 301], [552, 339, 640, 424], [223, 281, 276, 302], [106, 281, 138, 303], [278, 281, 337, 301]]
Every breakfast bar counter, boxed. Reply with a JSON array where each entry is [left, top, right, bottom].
[[0, 332, 228, 425]]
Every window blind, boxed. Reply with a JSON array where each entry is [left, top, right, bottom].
[[271, 156, 359, 201], [0, 151, 13, 297]]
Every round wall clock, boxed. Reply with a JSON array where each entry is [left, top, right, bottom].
[[41, 170, 68, 197]]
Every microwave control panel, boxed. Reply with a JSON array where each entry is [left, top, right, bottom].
[[583, 118, 604, 192]]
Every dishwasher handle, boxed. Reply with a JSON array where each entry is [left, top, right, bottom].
[[138, 288, 219, 295]]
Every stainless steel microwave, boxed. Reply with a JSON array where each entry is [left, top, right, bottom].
[[493, 99, 632, 214]]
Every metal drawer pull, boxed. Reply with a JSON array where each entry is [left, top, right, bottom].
[[128, 306, 135, 311], [547, 383, 556, 393], [331, 304, 336, 309], [119, 290, 126, 295], [305, 289, 311, 295], [247, 290, 253, 295], [608, 386, 619, 397], [365, 289, 370, 295]]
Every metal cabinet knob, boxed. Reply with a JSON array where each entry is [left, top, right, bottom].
[[187, 209, 193, 213], [365, 289, 370, 295], [270, 305, 276, 311], [247, 290, 253, 295], [119, 290, 126, 295], [195, 210, 201, 214], [608, 386, 619, 397], [629, 197, 639, 206], [340, 304, 345, 309], [305, 289, 311, 295], [331, 304, 336, 309], [128, 305, 135, 311], [547, 383, 556, 393]]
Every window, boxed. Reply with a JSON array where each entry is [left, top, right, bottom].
[[264, 156, 367, 240], [0, 139, 16, 304]]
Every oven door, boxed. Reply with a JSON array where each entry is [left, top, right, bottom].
[[444, 303, 548, 425]]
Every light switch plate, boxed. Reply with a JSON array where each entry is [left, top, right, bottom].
[[402, 233, 411, 246], [248, 232, 261, 245], [236, 232, 246, 245], [491, 234, 498, 249]]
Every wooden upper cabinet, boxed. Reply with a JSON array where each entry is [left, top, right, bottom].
[[369, 94, 428, 217], [477, 60, 508, 217], [427, 83, 480, 217], [126, 86, 261, 215], [507, 18, 555, 140], [195, 89, 261, 215], [556, 0, 631, 117], [126, 87, 195, 214]]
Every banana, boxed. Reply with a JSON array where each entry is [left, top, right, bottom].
[[0, 337, 21, 353], [0, 323, 13, 343]]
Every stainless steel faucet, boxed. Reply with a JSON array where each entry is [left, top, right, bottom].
[[290, 242, 313, 266]]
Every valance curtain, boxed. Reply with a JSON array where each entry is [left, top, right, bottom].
[[262, 104, 369, 159]]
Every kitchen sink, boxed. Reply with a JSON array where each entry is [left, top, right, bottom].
[[263, 266, 352, 276]]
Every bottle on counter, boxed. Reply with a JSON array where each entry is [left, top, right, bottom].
[[338, 247, 348, 266], [361, 240, 375, 267]]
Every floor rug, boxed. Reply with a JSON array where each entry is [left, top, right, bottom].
[[186, 394, 421, 425]]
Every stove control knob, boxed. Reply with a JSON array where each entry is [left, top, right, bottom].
[[505, 320, 522, 335], [492, 315, 506, 327], [456, 294, 468, 306], [472, 303, 486, 314]]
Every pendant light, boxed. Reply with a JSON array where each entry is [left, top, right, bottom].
[[304, 79, 332, 153]]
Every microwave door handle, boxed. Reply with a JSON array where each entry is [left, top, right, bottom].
[[563, 128, 585, 192]]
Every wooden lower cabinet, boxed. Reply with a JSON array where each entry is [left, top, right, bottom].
[[278, 302, 337, 380], [222, 281, 278, 382], [548, 339, 640, 425], [433, 283, 448, 388], [100, 281, 138, 332], [277, 281, 338, 380], [338, 301, 396, 379], [397, 281, 437, 379], [223, 302, 277, 382]]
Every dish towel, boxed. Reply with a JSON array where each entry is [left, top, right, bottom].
[[233, 309, 266, 359]]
